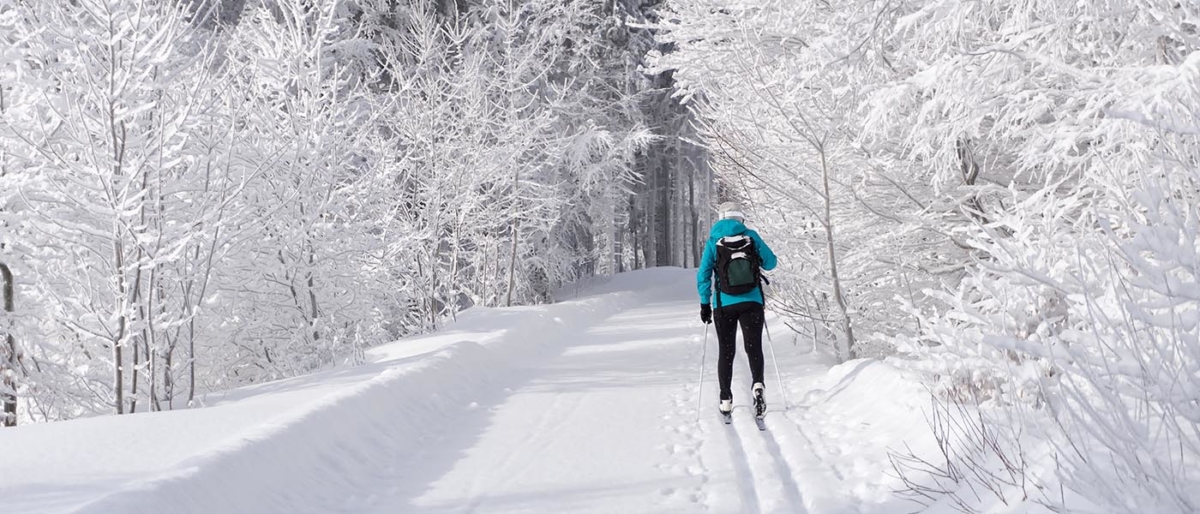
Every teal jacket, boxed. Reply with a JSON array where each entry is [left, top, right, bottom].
[[697, 219, 777, 307]]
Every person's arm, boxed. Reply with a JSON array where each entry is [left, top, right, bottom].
[[750, 231, 777, 271], [696, 238, 716, 304]]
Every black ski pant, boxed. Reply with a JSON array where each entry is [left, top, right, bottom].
[[714, 301, 765, 401]]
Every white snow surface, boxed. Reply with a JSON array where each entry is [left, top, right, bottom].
[[2, 268, 945, 514]]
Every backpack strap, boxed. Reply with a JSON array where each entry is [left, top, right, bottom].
[[714, 237, 723, 311]]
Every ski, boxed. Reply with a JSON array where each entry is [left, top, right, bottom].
[[721, 410, 732, 424], [754, 416, 767, 431]]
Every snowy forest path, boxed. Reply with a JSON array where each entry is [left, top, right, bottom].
[[4, 269, 902, 514], [355, 293, 715, 513], [348, 270, 847, 514]]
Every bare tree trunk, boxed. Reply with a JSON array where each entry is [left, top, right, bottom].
[[657, 159, 672, 266], [428, 253, 438, 328], [147, 334, 156, 411], [644, 162, 657, 268], [163, 297, 174, 409], [819, 148, 856, 361], [448, 219, 461, 322], [147, 269, 162, 412], [104, 24, 132, 414], [505, 227, 519, 307], [470, 241, 484, 305], [628, 194, 639, 270], [1, 263, 16, 426], [302, 226, 321, 343], [113, 237, 127, 414], [956, 137, 988, 224], [187, 299, 196, 405], [505, 167, 520, 307], [0, 59, 14, 426], [130, 334, 140, 413], [688, 159, 699, 268], [111, 128, 129, 414], [804, 292, 820, 354], [129, 209, 147, 414]]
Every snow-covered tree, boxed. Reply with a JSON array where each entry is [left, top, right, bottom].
[[0, 0, 237, 417], [654, 0, 924, 361], [0, 0, 701, 424], [657, 0, 1200, 510]]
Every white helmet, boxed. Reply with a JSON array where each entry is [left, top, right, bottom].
[[718, 201, 744, 222]]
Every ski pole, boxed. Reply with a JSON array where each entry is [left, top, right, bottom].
[[695, 323, 710, 423], [764, 316, 790, 411]]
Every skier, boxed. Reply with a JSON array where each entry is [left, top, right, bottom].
[[697, 201, 778, 420]]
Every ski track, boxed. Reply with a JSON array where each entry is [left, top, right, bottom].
[[721, 410, 764, 513], [759, 420, 808, 512], [731, 408, 804, 514]]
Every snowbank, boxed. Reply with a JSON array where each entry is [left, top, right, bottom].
[[794, 358, 1064, 514], [787, 358, 941, 513]]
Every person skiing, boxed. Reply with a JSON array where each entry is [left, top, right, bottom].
[[697, 201, 778, 419]]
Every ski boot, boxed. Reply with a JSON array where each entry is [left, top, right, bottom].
[[752, 382, 766, 419]]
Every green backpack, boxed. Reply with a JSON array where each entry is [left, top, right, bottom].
[[715, 235, 761, 295]]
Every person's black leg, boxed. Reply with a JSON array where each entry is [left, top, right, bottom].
[[739, 303, 766, 386], [714, 306, 739, 401]]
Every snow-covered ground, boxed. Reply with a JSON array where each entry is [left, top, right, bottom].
[[2, 268, 944, 514]]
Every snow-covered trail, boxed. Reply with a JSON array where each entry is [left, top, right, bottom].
[[4, 268, 931, 514], [342, 272, 848, 514], [368, 300, 706, 513]]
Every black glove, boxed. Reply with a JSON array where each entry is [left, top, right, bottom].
[[700, 304, 712, 324]]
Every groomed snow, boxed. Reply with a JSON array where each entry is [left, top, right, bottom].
[[2, 268, 946, 514]]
